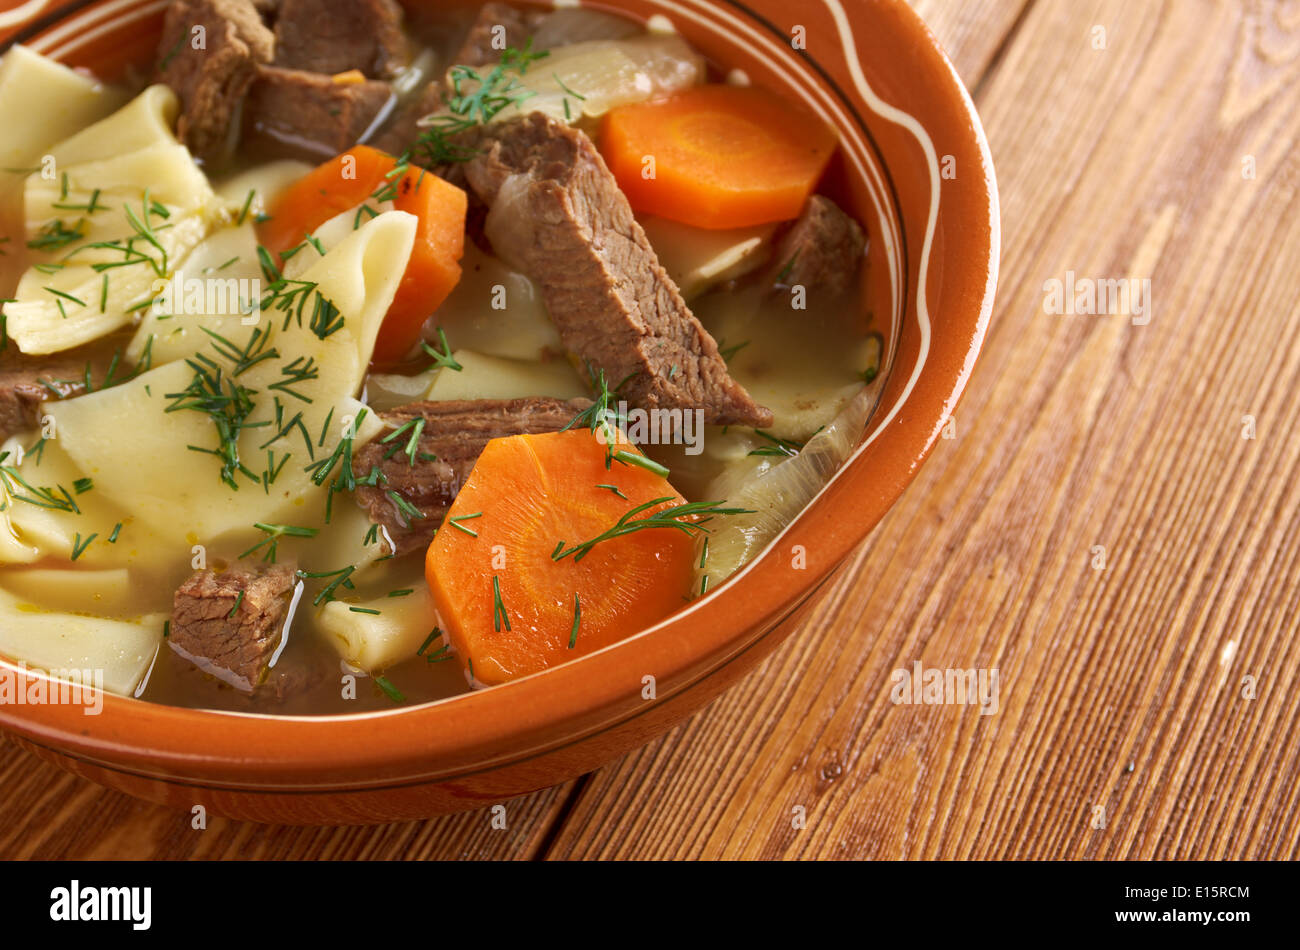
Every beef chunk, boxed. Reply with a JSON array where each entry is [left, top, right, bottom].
[[462, 113, 772, 428], [272, 0, 409, 79], [169, 561, 299, 692], [0, 357, 82, 442], [154, 0, 275, 163], [770, 195, 866, 297], [450, 1, 544, 68], [353, 397, 588, 556], [244, 65, 392, 160], [0, 337, 125, 441], [369, 81, 443, 157]]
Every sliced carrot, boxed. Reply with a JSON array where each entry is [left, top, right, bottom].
[[600, 84, 838, 230], [424, 429, 696, 686], [258, 145, 394, 256], [258, 145, 468, 363], [375, 167, 467, 364]]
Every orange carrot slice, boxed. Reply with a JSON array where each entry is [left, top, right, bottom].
[[258, 145, 394, 255], [258, 145, 467, 363], [600, 84, 838, 230], [374, 166, 467, 363], [424, 429, 696, 686]]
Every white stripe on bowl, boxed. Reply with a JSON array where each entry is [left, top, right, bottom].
[[40, 0, 168, 59], [0, 0, 52, 30]]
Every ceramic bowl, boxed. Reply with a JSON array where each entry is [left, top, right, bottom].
[[0, 0, 997, 823]]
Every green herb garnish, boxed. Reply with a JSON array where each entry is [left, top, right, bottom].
[[296, 564, 357, 606], [374, 674, 405, 703], [447, 511, 482, 537], [420, 328, 462, 371], [569, 593, 581, 649], [381, 416, 425, 467], [238, 522, 319, 562], [492, 575, 511, 632], [70, 532, 96, 561], [551, 498, 753, 564], [236, 189, 256, 226], [747, 430, 803, 458], [409, 41, 549, 165], [416, 628, 441, 655]]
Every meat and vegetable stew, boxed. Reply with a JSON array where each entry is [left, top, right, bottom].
[[0, 0, 883, 713]]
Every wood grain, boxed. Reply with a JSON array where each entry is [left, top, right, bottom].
[[909, 0, 1034, 86], [6, 0, 1300, 860], [0, 736, 576, 858], [544, 0, 1300, 859]]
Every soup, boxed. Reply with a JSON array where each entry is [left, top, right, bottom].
[[0, 0, 881, 714]]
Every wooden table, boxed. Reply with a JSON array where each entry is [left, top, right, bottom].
[[4, 0, 1299, 859]]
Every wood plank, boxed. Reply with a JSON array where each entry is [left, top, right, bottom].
[[543, 0, 1300, 858], [0, 737, 575, 859], [909, 0, 1035, 86]]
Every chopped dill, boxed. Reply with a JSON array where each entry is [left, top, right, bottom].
[[614, 449, 669, 478], [381, 416, 425, 467], [386, 490, 426, 526], [409, 41, 549, 165], [236, 189, 256, 226], [492, 575, 511, 632], [420, 328, 462, 371], [238, 521, 319, 563], [748, 430, 803, 458], [71, 532, 96, 561], [296, 564, 357, 606], [416, 628, 441, 655], [374, 674, 405, 703], [447, 511, 482, 537], [551, 498, 753, 564], [28, 219, 85, 252], [424, 643, 453, 663]]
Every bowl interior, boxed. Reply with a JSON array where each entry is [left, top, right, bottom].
[[0, 0, 996, 787]]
